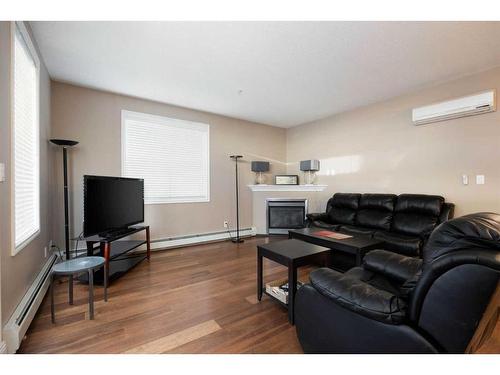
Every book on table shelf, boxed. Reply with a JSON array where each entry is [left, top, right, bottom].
[[313, 230, 353, 240], [265, 279, 304, 305]]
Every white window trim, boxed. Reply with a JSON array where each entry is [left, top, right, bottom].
[[121, 110, 211, 205], [10, 21, 41, 256]]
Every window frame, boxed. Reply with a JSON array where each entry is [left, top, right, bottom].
[[10, 21, 41, 255], [121, 110, 211, 205]]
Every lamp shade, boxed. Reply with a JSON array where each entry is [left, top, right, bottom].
[[50, 139, 79, 147], [300, 159, 320, 172], [251, 161, 270, 173]]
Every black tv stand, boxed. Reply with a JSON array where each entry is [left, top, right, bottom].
[[101, 227, 137, 239], [82, 225, 151, 285]]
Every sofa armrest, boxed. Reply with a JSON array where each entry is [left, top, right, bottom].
[[309, 268, 407, 324], [363, 250, 423, 284], [306, 212, 329, 222], [439, 202, 455, 224]]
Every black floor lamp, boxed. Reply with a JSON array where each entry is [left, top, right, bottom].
[[230, 155, 244, 243], [50, 139, 79, 260]]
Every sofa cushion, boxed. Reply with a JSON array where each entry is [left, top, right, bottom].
[[310, 267, 407, 324], [395, 194, 444, 216], [328, 193, 361, 225], [374, 230, 422, 257], [345, 266, 402, 296], [355, 194, 397, 230], [392, 194, 444, 236], [338, 225, 376, 237]]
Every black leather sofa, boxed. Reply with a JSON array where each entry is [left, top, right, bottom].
[[295, 212, 500, 353], [307, 193, 455, 257]]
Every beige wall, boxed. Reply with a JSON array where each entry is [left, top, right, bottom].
[[0, 22, 53, 327], [50, 82, 287, 245], [287, 66, 500, 217]]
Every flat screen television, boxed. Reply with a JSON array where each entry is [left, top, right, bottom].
[[83, 175, 144, 237]]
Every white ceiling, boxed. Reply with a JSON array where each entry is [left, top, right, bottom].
[[31, 21, 500, 128]]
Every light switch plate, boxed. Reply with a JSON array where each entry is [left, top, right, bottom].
[[476, 175, 485, 185], [0, 163, 5, 182], [462, 174, 469, 185]]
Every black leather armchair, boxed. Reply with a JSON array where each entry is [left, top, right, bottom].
[[295, 212, 500, 353]]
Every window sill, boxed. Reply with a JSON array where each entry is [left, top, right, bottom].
[[12, 229, 41, 256], [145, 198, 210, 205]]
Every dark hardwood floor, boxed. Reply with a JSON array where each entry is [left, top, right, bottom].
[[19, 236, 311, 354], [18, 235, 499, 354]]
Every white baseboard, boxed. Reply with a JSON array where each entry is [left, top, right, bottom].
[[150, 227, 256, 250], [0, 341, 7, 354], [3, 254, 57, 353], [74, 227, 256, 254]]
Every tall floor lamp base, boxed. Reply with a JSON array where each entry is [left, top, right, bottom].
[[231, 238, 245, 243]]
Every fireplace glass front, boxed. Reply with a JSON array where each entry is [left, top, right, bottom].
[[266, 199, 308, 234]]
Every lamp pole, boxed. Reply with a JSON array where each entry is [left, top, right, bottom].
[[50, 139, 78, 259], [230, 155, 244, 243], [62, 146, 70, 259]]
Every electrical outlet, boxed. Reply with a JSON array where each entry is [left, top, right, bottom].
[[223, 221, 228, 228], [44, 246, 47, 258]]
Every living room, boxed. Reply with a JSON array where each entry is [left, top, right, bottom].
[[1, 1, 499, 373]]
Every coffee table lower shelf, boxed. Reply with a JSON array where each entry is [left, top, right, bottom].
[[263, 290, 289, 309]]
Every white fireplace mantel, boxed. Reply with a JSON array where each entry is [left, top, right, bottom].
[[248, 184, 327, 192]]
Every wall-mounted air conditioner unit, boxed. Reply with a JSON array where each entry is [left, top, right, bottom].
[[412, 90, 496, 125]]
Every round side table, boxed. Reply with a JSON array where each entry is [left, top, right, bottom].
[[51, 256, 107, 323]]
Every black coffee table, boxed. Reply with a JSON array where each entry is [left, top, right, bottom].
[[257, 239, 330, 324], [288, 228, 383, 266]]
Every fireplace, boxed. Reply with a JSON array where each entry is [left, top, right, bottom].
[[266, 198, 308, 234]]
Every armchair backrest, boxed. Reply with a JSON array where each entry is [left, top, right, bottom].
[[422, 212, 500, 264], [408, 213, 500, 353]]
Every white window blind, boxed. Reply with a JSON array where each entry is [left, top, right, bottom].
[[122, 110, 210, 204], [12, 22, 40, 252]]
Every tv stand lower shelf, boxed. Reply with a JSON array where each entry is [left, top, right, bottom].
[[81, 226, 151, 285]]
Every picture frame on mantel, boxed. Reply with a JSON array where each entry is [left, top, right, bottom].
[[274, 175, 299, 185]]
